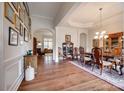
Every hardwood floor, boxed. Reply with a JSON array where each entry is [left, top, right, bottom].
[[18, 55, 121, 91]]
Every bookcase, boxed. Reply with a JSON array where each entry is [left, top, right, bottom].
[[62, 42, 73, 58]]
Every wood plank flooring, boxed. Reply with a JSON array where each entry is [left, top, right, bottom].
[[18, 56, 121, 91]]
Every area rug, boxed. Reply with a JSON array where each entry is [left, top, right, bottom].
[[69, 61, 124, 90]]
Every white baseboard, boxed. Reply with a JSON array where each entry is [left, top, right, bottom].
[[8, 72, 24, 91]]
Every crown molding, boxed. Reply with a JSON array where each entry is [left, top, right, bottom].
[[31, 14, 53, 21]]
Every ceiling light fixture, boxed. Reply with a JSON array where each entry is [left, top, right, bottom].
[[94, 8, 108, 39]]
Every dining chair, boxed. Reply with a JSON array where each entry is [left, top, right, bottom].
[[73, 47, 79, 60], [92, 47, 113, 75], [79, 47, 92, 65]]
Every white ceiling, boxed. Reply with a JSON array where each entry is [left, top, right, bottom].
[[59, 2, 123, 28], [28, 2, 63, 21], [28, 2, 124, 29], [35, 29, 53, 37]]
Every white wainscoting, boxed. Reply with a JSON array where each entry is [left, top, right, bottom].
[[4, 55, 24, 91]]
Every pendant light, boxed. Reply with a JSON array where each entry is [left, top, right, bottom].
[[94, 8, 108, 39]]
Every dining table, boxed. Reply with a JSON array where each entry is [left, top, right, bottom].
[[85, 52, 124, 75]]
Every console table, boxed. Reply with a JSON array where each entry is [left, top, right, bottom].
[[24, 55, 38, 74]]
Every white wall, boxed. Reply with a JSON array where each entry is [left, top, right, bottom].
[[80, 33, 86, 51], [0, 3, 32, 90], [87, 12, 123, 51], [0, 3, 5, 90], [54, 26, 88, 62]]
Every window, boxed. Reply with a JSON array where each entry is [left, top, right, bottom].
[[44, 38, 52, 49]]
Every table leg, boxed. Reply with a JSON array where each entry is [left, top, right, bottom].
[[118, 65, 123, 75]]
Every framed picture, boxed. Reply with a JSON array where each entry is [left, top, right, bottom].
[[28, 32, 32, 40], [8, 27, 18, 46], [15, 14, 20, 31], [4, 3, 15, 24], [23, 2, 29, 16], [24, 28, 28, 42], [65, 35, 71, 42], [11, 2, 18, 12], [24, 10, 29, 29], [93, 39, 99, 48], [20, 23, 23, 36], [19, 7, 24, 22]]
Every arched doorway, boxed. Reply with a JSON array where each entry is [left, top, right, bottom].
[[33, 29, 54, 62]]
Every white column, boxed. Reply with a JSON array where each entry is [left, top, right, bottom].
[[53, 28, 59, 62]]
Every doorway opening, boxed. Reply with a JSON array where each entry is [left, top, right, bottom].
[[33, 29, 53, 62]]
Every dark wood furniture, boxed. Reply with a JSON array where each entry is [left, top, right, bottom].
[[62, 42, 73, 59], [73, 47, 79, 60], [33, 37, 37, 55], [79, 47, 85, 62], [85, 52, 124, 75], [103, 32, 123, 56], [92, 47, 113, 75]]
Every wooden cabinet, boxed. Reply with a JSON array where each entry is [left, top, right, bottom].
[[24, 55, 38, 74], [62, 42, 73, 58], [103, 32, 123, 56]]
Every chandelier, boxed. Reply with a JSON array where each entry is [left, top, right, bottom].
[[94, 8, 108, 39]]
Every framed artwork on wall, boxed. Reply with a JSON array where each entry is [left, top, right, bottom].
[[20, 23, 23, 36], [93, 39, 99, 48], [4, 3, 15, 24], [28, 32, 32, 40], [11, 2, 18, 12], [65, 35, 71, 42], [15, 14, 20, 31], [19, 7, 24, 22], [24, 28, 28, 42], [24, 10, 29, 29], [8, 27, 18, 46]]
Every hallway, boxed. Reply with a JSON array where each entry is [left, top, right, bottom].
[[0, 2, 124, 91], [18, 55, 120, 91]]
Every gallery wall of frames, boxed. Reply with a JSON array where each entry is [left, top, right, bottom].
[[4, 2, 31, 46]]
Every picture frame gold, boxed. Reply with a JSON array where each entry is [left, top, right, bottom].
[[19, 7, 24, 22], [4, 3, 15, 24], [15, 14, 20, 31], [11, 2, 19, 12], [93, 39, 99, 48], [65, 35, 71, 42]]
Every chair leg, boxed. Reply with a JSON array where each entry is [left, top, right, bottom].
[[100, 65, 103, 75], [92, 64, 95, 71], [109, 65, 112, 74]]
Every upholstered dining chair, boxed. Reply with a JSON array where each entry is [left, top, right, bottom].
[[79, 47, 85, 62], [92, 47, 113, 75], [73, 47, 79, 60], [79, 47, 92, 65], [58, 47, 64, 60]]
